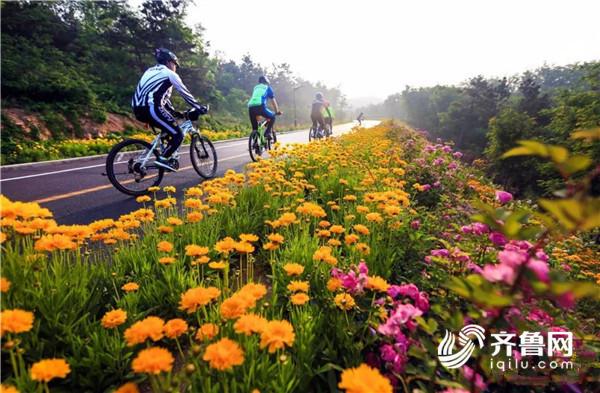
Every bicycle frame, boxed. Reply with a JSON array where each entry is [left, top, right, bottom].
[[136, 120, 197, 168]]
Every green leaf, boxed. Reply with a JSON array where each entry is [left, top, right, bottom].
[[502, 146, 536, 159], [445, 276, 472, 298], [538, 199, 585, 230]]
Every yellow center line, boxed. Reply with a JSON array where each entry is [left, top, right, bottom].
[[33, 153, 249, 204]]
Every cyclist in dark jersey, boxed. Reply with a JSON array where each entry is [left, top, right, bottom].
[[311, 92, 330, 135], [248, 76, 281, 139]]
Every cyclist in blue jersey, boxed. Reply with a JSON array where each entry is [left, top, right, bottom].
[[248, 76, 281, 141]]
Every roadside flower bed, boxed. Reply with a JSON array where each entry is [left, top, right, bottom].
[[1, 122, 598, 392], [2, 129, 249, 165]]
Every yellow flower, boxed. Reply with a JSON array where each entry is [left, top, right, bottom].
[[30, 358, 70, 383], [203, 338, 245, 371], [334, 293, 356, 311], [148, 186, 160, 192], [366, 276, 389, 292], [345, 234, 359, 245], [233, 313, 268, 335], [101, 309, 127, 328], [355, 243, 371, 255], [185, 198, 203, 209], [1, 277, 11, 293], [115, 382, 139, 393], [121, 282, 139, 292], [0, 384, 19, 393], [0, 309, 34, 336], [136, 196, 151, 203], [185, 244, 209, 257], [34, 234, 77, 252], [338, 364, 392, 393], [166, 217, 183, 226], [296, 202, 327, 218], [124, 316, 165, 346], [164, 318, 188, 338], [163, 186, 176, 193], [196, 323, 219, 341], [132, 347, 174, 374], [283, 263, 304, 276], [287, 281, 309, 293], [157, 240, 173, 253], [186, 187, 203, 197], [259, 320, 295, 353], [291, 293, 310, 305], [327, 238, 342, 247], [179, 286, 221, 313], [356, 205, 370, 214], [235, 241, 255, 254]]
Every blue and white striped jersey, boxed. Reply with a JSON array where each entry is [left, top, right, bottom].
[[132, 64, 202, 110]]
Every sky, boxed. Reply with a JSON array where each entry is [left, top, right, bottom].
[[184, 0, 600, 102]]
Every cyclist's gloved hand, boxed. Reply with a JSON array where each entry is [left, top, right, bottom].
[[276, 111, 283, 115], [173, 111, 185, 119]]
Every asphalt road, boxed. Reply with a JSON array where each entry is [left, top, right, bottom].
[[1, 121, 378, 224]]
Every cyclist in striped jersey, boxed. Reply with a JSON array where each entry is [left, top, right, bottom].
[[132, 48, 207, 172]]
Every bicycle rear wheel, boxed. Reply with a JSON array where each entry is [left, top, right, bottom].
[[106, 139, 164, 196], [248, 130, 262, 162], [190, 134, 217, 179], [309, 127, 315, 141]]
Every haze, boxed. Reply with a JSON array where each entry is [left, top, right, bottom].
[[185, 0, 600, 103]]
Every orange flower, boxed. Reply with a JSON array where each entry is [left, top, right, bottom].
[[158, 255, 176, 265], [345, 234, 359, 245], [187, 212, 203, 222], [220, 295, 252, 320], [192, 255, 211, 266], [239, 283, 267, 301], [366, 276, 389, 292], [195, 323, 219, 341], [158, 225, 173, 234], [317, 229, 331, 238], [334, 293, 356, 311], [283, 263, 304, 276], [291, 293, 310, 305], [267, 233, 285, 244], [124, 316, 165, 346], [330, 225, 345, 234], [327, 238, 342, 247], [235, 241, 255, 254], [203, 338, 245, 371], [179, 286, 221, 313], [0, 232, 6, 244], [262, 242, 279, 251], [101, 309, 127, 329], [338, 364, 392, 393], [214, 237, 237, 254], [115, 382, 139, 393], [164, 318, 188, 339], [0, 384, 19, 393], [366, 213, 383, 223], [233, 314, 268, 335], [209, 261, 228, 270], [287, 281, 309, 293], [34, 234, 77, 252], [30, 358, 71, 383], [353, 224, 370, 235], [157, 240, 173, 253], [166, 217, 183, 226], [132, 347, 174, 374], [355, 243, 371, 255], [1, 277, 11, 293], [121, 282, 139, 292], [259, 320, 295, 353], [327, 278, 342, 292], [0, 309, 34, 336], [318, 220, 331, 228], [185, 244, 209, 257], [239, 233, 259, 243]]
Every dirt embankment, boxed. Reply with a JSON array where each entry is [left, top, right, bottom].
[[1, 107, 146, 139]]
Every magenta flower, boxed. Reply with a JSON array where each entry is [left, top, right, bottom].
[[410, 220, 421, 230], [488, 232, 507, 246], [495, 190, 513, 204]]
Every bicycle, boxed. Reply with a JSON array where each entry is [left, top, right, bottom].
[[106, 108, 217, 196], [248, 114, 279, 162], [308, 122, 331, 141]]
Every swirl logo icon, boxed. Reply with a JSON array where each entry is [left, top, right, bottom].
[[438, 324, 485, 369]]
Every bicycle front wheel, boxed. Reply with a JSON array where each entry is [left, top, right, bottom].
[[190, 134, 217, 179], [106, 139, 164, 196], [249, 131, 262, 162]]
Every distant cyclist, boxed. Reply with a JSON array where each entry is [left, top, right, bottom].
[[322, 104, 334, 136], [311, 92, 330, 136], [357, 112, 364, 126], [131, 48, 207, 172], [248, 76, 281, 143]]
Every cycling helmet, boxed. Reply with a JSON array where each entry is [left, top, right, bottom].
[[155, 48, 180, 66], [258, 76, 270, 85], [315, 92, 324, 100]]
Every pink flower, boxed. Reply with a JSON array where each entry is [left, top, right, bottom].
[[482, 263, 516, 284], [453, 151, 463, 159], [497, 250, 527, 267], [471, 222, 489, 235], [489, 232, 507, 246], [462, 366, 487, 392], [527, 259, 549, 282], [377, 304, 422, 337], [555, 292, 575, 309], [527, 308, 553, 325], [495, 190, 513, 204], [410, 220, 421, 229]]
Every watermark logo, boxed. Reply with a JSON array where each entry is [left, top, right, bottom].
[[438, 324, 485, 369]]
